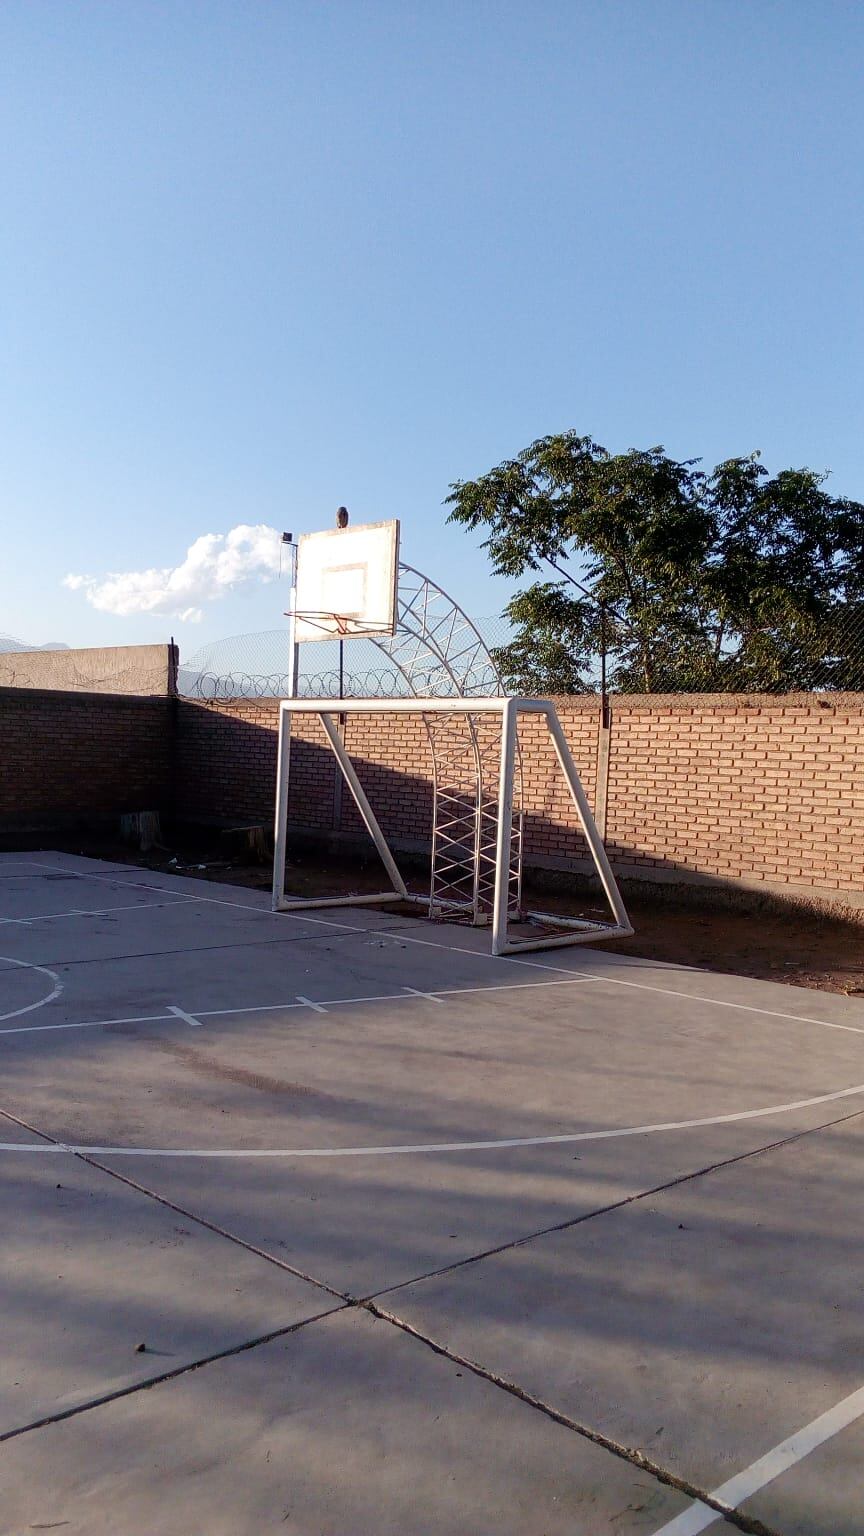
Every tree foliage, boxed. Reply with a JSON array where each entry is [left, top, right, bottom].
[[446, 433, 864, 693]]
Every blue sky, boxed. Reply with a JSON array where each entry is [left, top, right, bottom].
[[2, 1, 863, 661]]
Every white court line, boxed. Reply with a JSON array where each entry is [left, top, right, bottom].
[[7, 860, 356, 924], [0, 974, 594, 1038], [650, 1381, 864, 1535], [272, 908, 864, 1041], [382, 933, 864, 1039], [0, 955, 63, 1023], [0, 873, 59, 880], [0, 1011, 170, 1038], [167, 1004, 202, 1027], [198, 975, 594, 1018], [0, 898, 193, 926], [10, 859, 864, 1039], [501, 953, 864, 1038], [3, 1076, 864, 1159]]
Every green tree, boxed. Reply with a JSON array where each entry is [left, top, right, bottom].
[[446, 433, 864, 693]]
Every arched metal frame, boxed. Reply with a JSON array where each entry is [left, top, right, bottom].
[[377, 564, 502, 697]]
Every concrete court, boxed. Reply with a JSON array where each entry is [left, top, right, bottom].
[[1, 853, 863, 1535]]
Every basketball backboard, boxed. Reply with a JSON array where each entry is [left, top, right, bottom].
[[293, 520, 400, 642]]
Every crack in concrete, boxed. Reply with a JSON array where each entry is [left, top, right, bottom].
[[360, 1296, 782, 1536], [0, 1105, 349, 1304], [3, 1100, 860, 1532], [0, 1302, 348, 1446], [366, 1103, 864, 1302]]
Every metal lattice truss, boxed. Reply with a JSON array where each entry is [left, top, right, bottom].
[[272, 698, 631, 957], [343, 563, 523, 923], [428, 710, 522, 922]]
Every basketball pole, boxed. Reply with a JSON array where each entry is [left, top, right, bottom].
[[271, 536, 299, 912], [288, 540, 299, 700], [336, 506, 348, 710]]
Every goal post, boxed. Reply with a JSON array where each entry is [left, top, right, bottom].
[[271, 696, 632, 957]]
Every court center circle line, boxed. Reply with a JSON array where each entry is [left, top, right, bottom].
[[2, 1077, 864, 1159], [0, 955, 63, 1023]]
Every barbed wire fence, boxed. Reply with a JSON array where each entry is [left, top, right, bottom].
[[178, 620, 518, 700]]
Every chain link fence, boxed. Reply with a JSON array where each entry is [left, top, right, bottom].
[[6, 615, 859, 701], [599, 607, 864, 696], [179, 608, 864, 700]]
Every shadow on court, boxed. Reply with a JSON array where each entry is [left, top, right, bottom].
[[1, 854, 864, 1534]]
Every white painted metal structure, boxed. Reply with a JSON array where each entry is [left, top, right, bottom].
[[271, 697, 632, 957], [289, 522, 521, 924]]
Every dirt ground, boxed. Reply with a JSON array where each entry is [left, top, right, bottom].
[[591, 900, 864, 996], [35, 829, 864, 999]]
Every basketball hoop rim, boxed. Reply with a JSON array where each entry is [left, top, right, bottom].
[[284, 609, 397, 637]]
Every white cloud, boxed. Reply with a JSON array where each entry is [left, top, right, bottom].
[[63, 524, 282, 622]]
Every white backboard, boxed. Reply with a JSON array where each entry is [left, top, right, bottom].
[[294, 520, 400, 642]]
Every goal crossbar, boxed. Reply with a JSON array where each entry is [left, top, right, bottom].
[[272, 696, 632, 957]]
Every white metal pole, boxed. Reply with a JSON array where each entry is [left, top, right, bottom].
[[543, 704, 631, 933], [271, 703, 292, 911], [265, 697, 521, 715], [491, 697, 517, 956], [288, 540, 299, 700], [318, 711, 408, 898], [271, 545, 299, 912]]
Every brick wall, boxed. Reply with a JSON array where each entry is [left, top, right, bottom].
[[175, 693, 864, 912], [604, 695, 863, 900], [175, 700, 432, 839], [1, 687, 858, 910], [0, 687, 173, 835]]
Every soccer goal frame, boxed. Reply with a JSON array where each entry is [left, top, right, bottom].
[[271, 696, 632, 957]]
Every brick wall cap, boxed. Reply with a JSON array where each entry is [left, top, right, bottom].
[[583, 691, 864, 712], [178, 691, 864, 716]]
